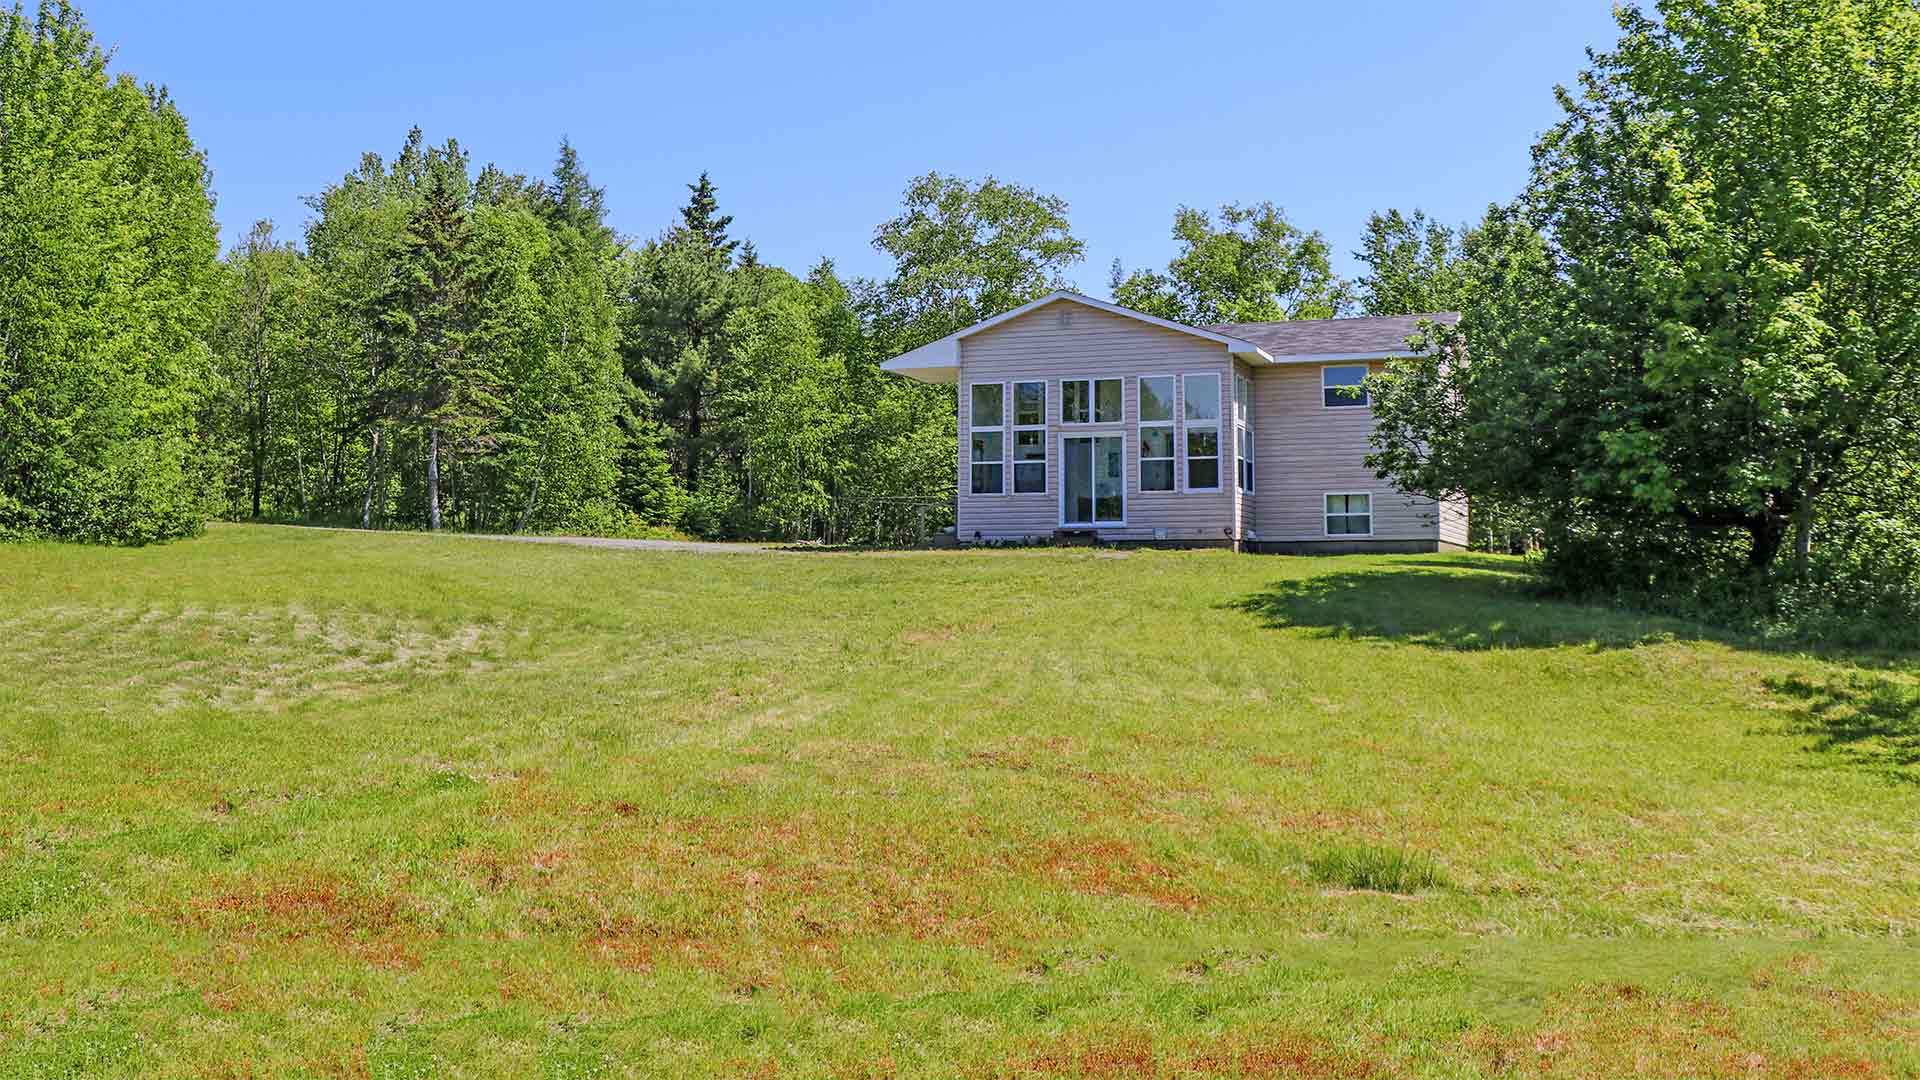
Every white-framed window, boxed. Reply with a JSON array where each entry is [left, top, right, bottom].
[[1323, 364, 1371, 409], [1183, 372, 1221, 491], [1326, 492, 1373, 536], [1235, 372, 1254, 494], [1012, 380, 1047, 494], [968, 382, 1004, 495], [1138, 374, 1175, 492], [1061, 377, 1123, 425]]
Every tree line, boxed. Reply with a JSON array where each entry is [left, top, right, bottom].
[[5, 0, 1918, 643]]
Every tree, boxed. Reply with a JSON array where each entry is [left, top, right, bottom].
[[620, 205, 740, 498], [1354, 209, 1468, 316], [210, 221, 313, 519], [0, 1, 223, 543], [677, 171, 738, 263], [1109, 202, 1352, 325], [376, 153, 481, 532], [864, 173, 1085, 353], [1369, 0, 1920, 591]]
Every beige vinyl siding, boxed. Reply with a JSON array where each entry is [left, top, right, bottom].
[[1438, 497, 1469, 548], [1249, 362, 1440, 543], [955, 300, 1236, 543]]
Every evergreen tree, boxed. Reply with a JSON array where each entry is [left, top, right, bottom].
[[677, 171, 738, 262], [376, 154, 480, 532]]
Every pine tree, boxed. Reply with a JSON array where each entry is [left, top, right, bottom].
[[377, 159, 478, 531], [676, 172, 738, 262]]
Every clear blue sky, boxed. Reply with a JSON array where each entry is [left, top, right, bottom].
[[84, 2, 1622, 290]]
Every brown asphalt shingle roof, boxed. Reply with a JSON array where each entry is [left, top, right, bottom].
[[1204, 312, 1459, 358]]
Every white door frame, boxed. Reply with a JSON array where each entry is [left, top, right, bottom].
[[1058, 431, 1127, 528]]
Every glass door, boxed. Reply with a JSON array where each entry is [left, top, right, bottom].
[[1062, 435, 1124, 526]]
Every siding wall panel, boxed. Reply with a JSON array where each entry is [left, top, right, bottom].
[[956, 301, 1235, 543], [1249, 364, 1440, 543]]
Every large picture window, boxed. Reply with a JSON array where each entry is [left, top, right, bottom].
[[1183, 373, 1221, 491], [969, 382, 1004, 495], [1326, 492, 1373, 536], [1012, 380, 1047, 494], [1323, 364, 1370, 408], [1061, 377, 1123, 424], [1139, 375, 1175, 492]]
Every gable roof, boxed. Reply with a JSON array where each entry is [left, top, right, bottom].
[[876, 292, 1459, 382], [878, 291, 1273, 383], [1203, 312, 1460, 362]]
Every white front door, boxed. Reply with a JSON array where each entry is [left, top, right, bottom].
[[1061, 434, 1125, 527]]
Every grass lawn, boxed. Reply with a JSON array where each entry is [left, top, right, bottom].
[[2, 524, 1917, 1078]]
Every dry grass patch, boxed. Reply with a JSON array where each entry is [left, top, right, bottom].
[[1035, 836, 1203, 912]]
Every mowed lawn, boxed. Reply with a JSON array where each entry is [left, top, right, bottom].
[[2, 526, 1917, 1079]]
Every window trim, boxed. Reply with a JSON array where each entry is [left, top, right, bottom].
[[1182, 372, 1222, 493], [1237, 425, 1255, 495], [1137, 372, 1176, 493], [1060, 376, 1125, 426], [1235, 370, 1254, 495], [966, 381, 1006, 496], [1324, 491, 1375, 538], [1321, 363, 1372, 410], [1011, 379, 1048, 495]]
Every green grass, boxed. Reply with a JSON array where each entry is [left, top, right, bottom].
[[1304, 843, 1448, 895], [1, 524, 1917, 1078]]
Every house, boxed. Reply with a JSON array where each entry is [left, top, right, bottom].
[[880, 290, 1466, 554]]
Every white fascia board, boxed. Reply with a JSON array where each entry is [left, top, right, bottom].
[[1264, 350, 1421, 365], [876, 291, 1272, 383]]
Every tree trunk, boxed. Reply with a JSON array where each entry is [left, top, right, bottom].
[[1793, 494, 1816, 579], [514, 441, 549, 534], [427, 426, 443, 532], [1748, 513, 1788, 571], [250, 392, 266, 519], [360, 427, 381, 529], [685, 393, 702, 494]]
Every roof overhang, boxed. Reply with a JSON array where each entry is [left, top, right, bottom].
[[878, 290, 1273, 383], [1263, 350, 1421, 365]]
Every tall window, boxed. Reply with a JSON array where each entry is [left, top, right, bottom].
[[1061, 377, 1123, 424], [1235, 372, 1254, 493], [1138, 375, 1175, 492], [1184, 373, 1220, 491], [1323, 364, 1370, 408], [1012, 380, 1047, 494], [1326, 493, 1373, 536], [969, 382, 1004, 495]]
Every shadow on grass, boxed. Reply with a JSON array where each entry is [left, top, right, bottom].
[[1765, 674, 1920, 785], [1226, 565, 1702, 652]]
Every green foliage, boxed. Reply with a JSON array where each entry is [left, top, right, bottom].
[[1109, 201, 1352, 324], [216, 131, 634, 535], [863, 172, 1084, 354], [0, 1, 223, 543], [1368, 0, 1920, 625], [1354, 208, 1467, 317]]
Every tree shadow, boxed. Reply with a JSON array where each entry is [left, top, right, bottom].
[[1226, 566, 1709, 652], [1764, 674, 1920, 785]]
